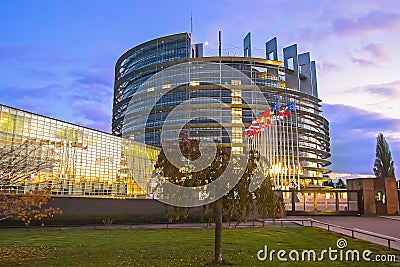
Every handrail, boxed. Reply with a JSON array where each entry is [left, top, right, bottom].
[[257, 218, 398, 250], [308, 218, 398, 250], [353, 228, 400, 242]]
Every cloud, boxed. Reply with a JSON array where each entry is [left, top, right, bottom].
[[323, 103, 400, 178], [0, 76, 113, 134], [66, 69, 113, 133], [364, 86, 397, 97], [69, 67, 114, 87], [332, 11, 400, 37], [343, 43, 391, 69], [0, 84, 64, 102], [364, 43, 390, 59], [317, 61, 341, 73], [324, 80, 400, 121], [292, 10, 400, 46], [0, 44, 68, 65], [351, 57, 378, 67], [353, 80, 400, 99], [72, 100, 110, 121]]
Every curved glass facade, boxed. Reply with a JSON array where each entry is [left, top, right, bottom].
[[114, 33, 331, 186], [113, 33, 191, 136]]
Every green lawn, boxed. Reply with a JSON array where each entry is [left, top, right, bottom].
[[0, 226, 398, 266]]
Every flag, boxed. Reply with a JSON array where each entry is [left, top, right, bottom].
[[244, 129, 255, 137], [287, 101, 296, 112], [258, 108, 271, 126], [261, 108, 271, 118], [250, 123, 262, 129], [270, 102, 280, 116], [279, 105, 290, 117], [245, 107, 272, 137], [259, 116, 271, 126], [249, 124, 261, 135]]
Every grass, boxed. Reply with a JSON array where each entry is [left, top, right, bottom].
[[0, 226, 398, 266]]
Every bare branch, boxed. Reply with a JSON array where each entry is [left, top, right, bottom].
[[0, 142, 56, 187]]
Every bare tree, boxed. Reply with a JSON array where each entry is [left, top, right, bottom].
[[373, 133, 395, 179], [0, 141, 61, 226], [0, 141, 55, 187]]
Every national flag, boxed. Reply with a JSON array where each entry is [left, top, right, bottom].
[[260, 108, 271, 119], [279, 105, 290, 117], [249, 125, 261, 135], [259, 109, 271, 126], [259, 116, 271, 126], [244, 129, 255, 137], [245, 107, 273, 136], [270, 102, 280, 116], [250, 123, 262, 129], [287, 101, 296, 112]]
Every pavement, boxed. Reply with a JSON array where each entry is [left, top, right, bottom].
[[38, 220, 300, 231], [305, 216, 400, 251]]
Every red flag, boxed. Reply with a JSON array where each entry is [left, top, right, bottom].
[[279, 106, 291, 117]]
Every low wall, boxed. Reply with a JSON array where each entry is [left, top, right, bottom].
[[50, 197, 168, 217]]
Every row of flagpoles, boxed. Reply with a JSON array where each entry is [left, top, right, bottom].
[[245, 102, 301, 190]]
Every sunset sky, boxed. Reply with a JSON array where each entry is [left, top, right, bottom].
[[1, 0, 399, 178]]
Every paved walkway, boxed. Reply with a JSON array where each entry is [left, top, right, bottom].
[[306, 216, 400, 251], [37, 220, 300, 231], [5, 215, 400, 252]]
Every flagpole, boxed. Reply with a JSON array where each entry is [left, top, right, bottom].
[[282, 117, 286, 189], [270, 116, 274, 186], [294, 100, 300, 190], [289, 102, 296, 189], [267, 120, 270, 169], [262, 125, 266, 160], [283, 112, 288, 190], [278, 118, 284, 189], [275, 108, 279, 188]]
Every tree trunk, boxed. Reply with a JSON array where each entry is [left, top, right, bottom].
[[214, 198, 223, 264]]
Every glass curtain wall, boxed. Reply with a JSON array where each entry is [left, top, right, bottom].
[[0, 105, 159, 197]]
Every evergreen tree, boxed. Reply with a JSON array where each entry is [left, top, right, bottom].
[[373, 133, 395, 179]]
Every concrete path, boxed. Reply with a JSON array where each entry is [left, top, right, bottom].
[[306, 216, 400, 251], [38, 220, 300, 231]]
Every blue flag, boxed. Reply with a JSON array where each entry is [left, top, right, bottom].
[[287, 101, 296, 112], [271, 102, 280, 115]]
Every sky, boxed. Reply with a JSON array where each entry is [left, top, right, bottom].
[[0, 0, 399, 178]]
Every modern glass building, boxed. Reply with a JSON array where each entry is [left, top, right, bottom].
[[0, 104, 159, 196], [113, 33, 192, 136], [113, 32, 331, 187], [0, 32, 331, 197]]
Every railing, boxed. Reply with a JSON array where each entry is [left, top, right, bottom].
[[308, 219, 399, 250], [258, 218, 399, 251]]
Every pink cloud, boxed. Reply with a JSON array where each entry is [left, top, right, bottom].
[[364, 43, 390, 59], [351, 57, 378, 67], [332, 11, 400, 36], [317, 61, 341, 72]]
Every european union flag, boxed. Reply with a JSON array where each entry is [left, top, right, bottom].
[[271, 102, 280, 115], [287, 101, 296, 112]]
